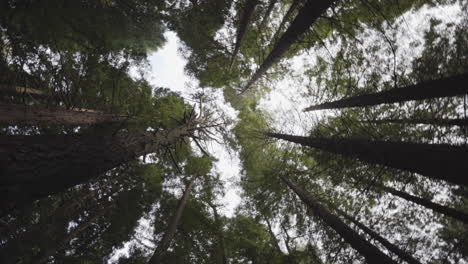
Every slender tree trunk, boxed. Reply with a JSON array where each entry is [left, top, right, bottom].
[[0, 123, 196, 210], [258, 0, 278, 31], [148, 178, 196, 264], [209, 202, 229, 264], [304, 74, 468, 111], [270, 0, 301, 45], [380, 185, 468, 224], [363, 118, 468, 127], [230, 0, 259, 69], [265, 132, 468, 187], [0, 104, 124, 126], [32, 210, 105, 264], [241, 0, 335, 93], [334, 208, 422, 264], [279, 175, 397, 264], [264, 217, 283, 255]]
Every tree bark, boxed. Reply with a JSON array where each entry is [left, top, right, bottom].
[[335, 208, 422, 264], [230, 0, 259, 69], [0, 103, 124, 126], [265, 132, 468, 187], [209, 202, 229, 264], [0, 123, 196, 210], [269, 0, 301, 45], [304, 74, 468, 111], [380, 185, 468, 224], [148, 178, 196, 264], [279, 175, 397, 264], [363, 118, 468, 127], [241, 0, 335, 93]]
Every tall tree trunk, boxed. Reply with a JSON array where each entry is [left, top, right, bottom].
[[363, 118, 468, 127], [0, 123, 197, 210], [264, 217, 283, 256], [230, 0, 259, 69], [334, 208, 422, 264], [32, 209, 106, 264], [304, 74, 468, 111], [148, 178, 196, 264], [265, 132, 468, 187], [209, 202, 229, 264], [279, 175, 397, 264], [0, 104, 124, 126], [380, 185, 468, 224], [258, 0, 278, 31], [241, 0, 335, 93], [269, 0, 301, 45]]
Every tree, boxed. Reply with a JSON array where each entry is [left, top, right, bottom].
[[241, 0, 336, 93], [334, 207, 422, 264], [230, 0, 260, 69], [265, 132, 468, 187], [269, 0, 302, 45], [148, 177, 196, 264], [279, 174, 397, 264], [379, 185, 468, 224], [0, 104, 125, 126], [364, 118, 468, 127], [304, 73, 468, 111]]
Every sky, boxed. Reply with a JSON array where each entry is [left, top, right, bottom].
[[110, 2, 465, 262]]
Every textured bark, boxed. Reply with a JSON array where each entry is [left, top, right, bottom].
[[0, 124, 196, 209], [279, 175, 397, 264], [148, 178, 196, 264], [241, 0, 335, 93], [364, 118, 468, 127], [335, 208, 422, 264], [304, 74, 468, 111], [0, 104, 124, 126], [380, 185, 468, 224], [230, 0, 259, 69], [266, 132, 468, 187]]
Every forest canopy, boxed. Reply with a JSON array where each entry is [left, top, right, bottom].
[[0, 0, 467, 263]]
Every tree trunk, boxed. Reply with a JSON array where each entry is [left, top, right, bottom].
[[0, 85, 47, 97], [264, 217, 283, 256], [0, 103, 124, 126], [209, 202, 229, 264], [335, 208, 422, 264], [148, 178, 196, 264], [304, 74, 468, 111], [279, 175, 397, 264], [258, 0, 278, 31], [269, 0, 301, 45], [241, 0, 335, 93], [380, 185, 468, 224], [363, 118, 468, 127], [265, 132, 468, 187], [0, 123, 196, 210], [230, 0, 259, 69]]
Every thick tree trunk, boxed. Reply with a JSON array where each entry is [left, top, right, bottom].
[[380, 185, 468, 224], [335, 208, 422, 264], [265, 132, 468, 187], [230, 0, 259, 69], [279, 175, 397, 264], [0, 104, 124, 126], [304, 74, 468, 111], [364, 118, 468, 127], [148, 178, 196, 264], [241, 0, 335, 93], [0, 124, 196, 210]]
